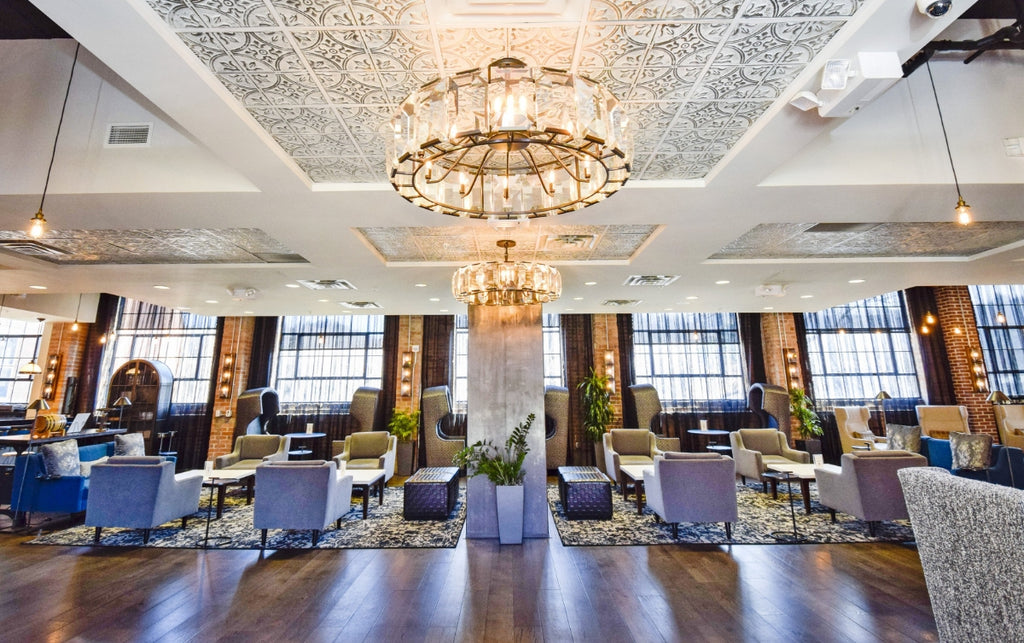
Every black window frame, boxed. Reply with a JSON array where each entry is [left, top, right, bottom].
[[970, 284, 1024, 400]]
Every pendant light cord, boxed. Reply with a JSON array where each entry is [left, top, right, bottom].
[[38, 43, 81, 213], [925, 59, 963, 201]]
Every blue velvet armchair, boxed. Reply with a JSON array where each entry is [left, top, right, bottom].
[[10, 442, 114, 514]]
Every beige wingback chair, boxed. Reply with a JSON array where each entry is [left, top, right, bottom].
[[602, 429, 663, 488], [545, 386, 569, 470], [215, 434, 289, 470], [816, 450, 927, 535], [729, 428, 810, 490], [643, 453, 738, 539], [916, 405, 970, 440], [995, 405, 1024, 450], [835, 406, 887, 453]]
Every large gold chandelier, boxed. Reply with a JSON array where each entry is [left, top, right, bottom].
[[388, 57, 631, 219], [452, 240, 561, 306]]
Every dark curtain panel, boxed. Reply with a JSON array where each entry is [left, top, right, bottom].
[[738, 313, 766, 386], [418, 315, 454, 466], [904, 286, 956, 405], [170, 402, 213, 471], [245, 316, 278, 390], [616, 313, 637, 428], [74, 293, 119, 414], [380, 316, 400, 429], [793, 314, 815, 401], [562, 314, 594, 465]]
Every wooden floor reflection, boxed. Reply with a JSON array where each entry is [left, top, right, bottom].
[[0, 512, 936, 642]]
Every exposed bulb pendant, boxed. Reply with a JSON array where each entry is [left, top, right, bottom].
[[926, 60, 973, 226], [29, 210, 47, 239], [955, 197, 972, 225]]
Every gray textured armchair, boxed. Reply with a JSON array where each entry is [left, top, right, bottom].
[[421, 385, 464, 468], [629, 384, 663, 432], [333, 431, 397, 482], [729, 428, 810, 490], [85, 456, 203, 544], [602, 429, 663, 487], [215, 434, 289, 469], [545, 386, 569, 470], [253, 460, 354, 548], [816, 450, 927, 535], [643, 453, 738, 539]]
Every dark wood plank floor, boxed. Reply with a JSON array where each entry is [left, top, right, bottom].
[[0, 513, 937, 642]]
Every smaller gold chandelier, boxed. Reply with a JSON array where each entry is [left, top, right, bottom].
[[452, 240, 561, 306], [389, 57, 630, 219]]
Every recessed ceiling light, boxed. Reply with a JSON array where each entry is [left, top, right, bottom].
[[566, 308, 574, 311], [205, 299, 219, 304], [685, 296, 699, 300], [573, 296, 584, 301], [848, 279, 865, 284], [243, 311, 254, 315], [153, 284, 170, 290], [429, 297, 440, 302], [285, 283, 300, 288], [664, 308, 673, 311], [178, 306, 190, 310], [763, 306, 774, 310], [318, 299, 329, 303], [29, 285, 47, 290], [439, 309, 448, 313], [414, 283, 427, 288], [584, 281, 597, 286], [715, 280, 730, 285], [800, 294, 814, 299]]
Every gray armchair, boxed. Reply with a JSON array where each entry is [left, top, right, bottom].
[[545, 386, 569, 470], [85, 456, 203, 544], [816, 450, 927, 535], [729, 428, 810, 490], [333, 431, 397, 482], [215, 434, 289, 470], [643, 453, 738, 539], [421, 385, 465, 468], [253, 460, 354, 548], [331, 386, 382, 457], [995, 404, 1024, 450], [602, 429, 663, 488]]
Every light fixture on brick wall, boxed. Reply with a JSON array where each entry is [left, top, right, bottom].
[[220, 353, 235, 399], [401, 351, 414, 397]]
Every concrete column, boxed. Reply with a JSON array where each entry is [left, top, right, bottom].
[[466, 304, 548, 539]]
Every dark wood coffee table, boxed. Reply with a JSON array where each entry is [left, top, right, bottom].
[[200, 469, 255, 519]]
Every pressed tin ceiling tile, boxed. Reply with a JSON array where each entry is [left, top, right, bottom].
[[144, 0, 866, 183]]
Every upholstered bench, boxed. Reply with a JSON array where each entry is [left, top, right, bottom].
[[557, 465, 612, 520], [404, 466, 459, 520]]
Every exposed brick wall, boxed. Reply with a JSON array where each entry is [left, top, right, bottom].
[[207, 316, 256, 460], [761, 312, 800, 390], [42, 322, 90, 412], [934, 286, 997, 438], [592, 314, 622, 429]]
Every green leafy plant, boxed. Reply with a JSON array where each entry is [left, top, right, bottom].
[[453, 413, 534, 486], [578, 367, 614, 443], [789, 387, 823, 439], [388, 408, 419, 442]]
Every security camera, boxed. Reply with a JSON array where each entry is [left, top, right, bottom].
[[917, 0, 952, 17]]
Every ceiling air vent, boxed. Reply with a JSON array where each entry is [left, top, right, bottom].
[[624, 275, 679, 287], [0, 240, 68, 257], [542, 233, 597, 251], [602, 299, 642, 307], [105, 123, 152, 147], [340, 301, 382, 309], [297, 279, 356, 290]]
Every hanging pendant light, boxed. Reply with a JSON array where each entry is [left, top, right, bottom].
[[71, 293, 82, 331], [30, 43, 80, 239], [452, 239, 561, 306], [925, 60, 972, 225]]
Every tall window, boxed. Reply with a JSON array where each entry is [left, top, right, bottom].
[[803, 292, 921, 406], [102, 298, 218, 404], [452, 314, 563, 411], [632, 313, 745, 409], [273, 315, 384, 404], [970, 284, 1024, 399], [0, 317, 44, 405]]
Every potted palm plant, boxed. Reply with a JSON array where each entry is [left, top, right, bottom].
[[789, 387, 823, 454], [453, 413, 533, 544], [388, 408, 419, 476], [578, 367, 614, 468]]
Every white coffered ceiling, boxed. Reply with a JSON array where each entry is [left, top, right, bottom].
[[0, 0, 1022, 320]]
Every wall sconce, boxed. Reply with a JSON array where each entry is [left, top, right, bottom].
[[400, 351, 413, 397], [220, 353, 235, 399], [785, 349, 800, 387], [43, 353, 60, 400], [970, 349, 989, 393], [604, 350, 616, 393], [920, 311, 938, 335]]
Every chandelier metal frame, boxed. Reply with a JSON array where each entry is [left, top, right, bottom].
[[389, 57, 631, 219], [452, 240, 562, 306]]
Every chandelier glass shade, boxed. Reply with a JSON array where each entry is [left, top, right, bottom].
[[388, 57, 631, 219], [452, 240, 562, 306]]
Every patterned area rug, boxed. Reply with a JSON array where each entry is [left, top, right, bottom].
[[27, 486, 466, 550], [548, 481, 915, 546]]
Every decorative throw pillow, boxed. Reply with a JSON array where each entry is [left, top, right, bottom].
[[114, 433, 146, 456], [886, 424, 922, 453], [40, 440, 81, 477], [78, 455, 109, 477], [950, 431, 993, 471]]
